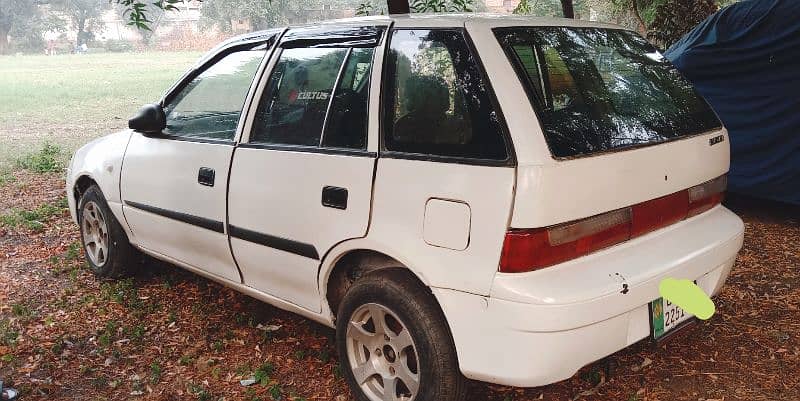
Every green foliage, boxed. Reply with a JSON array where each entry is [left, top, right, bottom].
[[179, 354, 194, 366], [187, 382, 212, 401], [111, 0, 185, 30], [0, 171, 16, 186], [150, 360, 163, 383], [103, 39, 135, 52], [648, 0, 718, 47], [15, 142, 63, 173], [356, 2, 375, 16], [411, 0, 473, 13], [513, 0, 579, 17], [268, 383, 283, 400], [100, 278, 137, 305], [54, 0, 108, 46], [97, 331, 112, 347], [11, 303, 34, 319], [0, 0, 60, 54], [0, 319, 19, 346], [1, 201, 65, 231], [254, 361, 275, 385], [129, 324, 146, 341]]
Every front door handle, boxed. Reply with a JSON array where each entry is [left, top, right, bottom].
[[198, 167, 215, 187], [322, 186, 348, 210]]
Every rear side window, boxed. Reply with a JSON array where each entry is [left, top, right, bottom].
[[384, 29, 509, 162], [164, 50, 265, 141], [495, 27, 721, 158], [251, 47, 374, 150]]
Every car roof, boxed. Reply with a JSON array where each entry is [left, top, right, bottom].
[[222, 13, 629, 46]]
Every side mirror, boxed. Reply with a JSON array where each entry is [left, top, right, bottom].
[[128, 104, 166, 136]]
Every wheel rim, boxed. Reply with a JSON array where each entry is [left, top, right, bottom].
[[346, 303, 420, 401], [81, 201, 109, 267]]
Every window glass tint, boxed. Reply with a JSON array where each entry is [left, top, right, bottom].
[[165, 50, 265, 141], [251, 48, 348, 146], [321, 48, 374, 150], [495, 27, 721, 158], [385, 29, 509, 161]]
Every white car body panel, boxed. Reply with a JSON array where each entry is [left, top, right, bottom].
[[369, 158, 515, 294], [119, 135, 240, 282], [511, 128, 730, 227], [228, 149, 376, 311], [66, 131, 132, 235], [439, 206, 743, 386], [66, 14, 746, 389]]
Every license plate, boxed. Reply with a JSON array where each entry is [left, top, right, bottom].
[[650, 297, 693, 339]]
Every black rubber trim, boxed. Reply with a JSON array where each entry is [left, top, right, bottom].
[[281, 26, 386, 48], [238, 142, 376, 158], [124, 201, 225, 233], [380, 150, 514, 167], [229, 225, 320, 260]]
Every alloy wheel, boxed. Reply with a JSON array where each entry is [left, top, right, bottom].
[[346, 303, 420, 401], [81, 201, 109, 267]]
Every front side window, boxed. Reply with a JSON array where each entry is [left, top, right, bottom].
[[250, 44, 375, 152], [384, 29, 509, 161], [495, 27, 721, 158], [164, 50, 265, 141]]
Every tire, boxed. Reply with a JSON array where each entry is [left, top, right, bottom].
[[336, 268, 467, 401], [77, 185, 137, 278]]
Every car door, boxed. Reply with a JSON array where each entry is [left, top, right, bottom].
[[121, 39, 274, 283], [227, 26, 386, 311]]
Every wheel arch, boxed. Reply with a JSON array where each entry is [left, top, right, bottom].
[[318, 239, 437, 321]]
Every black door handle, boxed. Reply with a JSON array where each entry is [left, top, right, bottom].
[[322, 186, 348, 209], [198, 167, 215, 187]]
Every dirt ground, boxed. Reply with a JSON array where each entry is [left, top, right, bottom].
[[0, 170, 798, 401]]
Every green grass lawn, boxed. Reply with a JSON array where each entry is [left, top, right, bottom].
[[0, 51, 202, 168]]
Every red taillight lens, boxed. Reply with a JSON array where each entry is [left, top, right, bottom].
[[499, 174, 727, 273], [631, 191, 688, 237], [500, 208, 631, 273]]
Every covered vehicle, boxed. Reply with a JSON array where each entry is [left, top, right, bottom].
[[665, 0, 800, 205]]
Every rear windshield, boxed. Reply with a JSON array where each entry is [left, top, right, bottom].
[[494, 27, 721, 158]]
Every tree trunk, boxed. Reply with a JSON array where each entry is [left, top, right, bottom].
[[631, 0, 647, 35], [387, 0, 410, 14], [560, 0, 575, 18], [77, 18, 86, 47], [0, 25, 8, 55]]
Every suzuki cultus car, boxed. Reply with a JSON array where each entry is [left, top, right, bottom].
[[67, 14, 744, 401]]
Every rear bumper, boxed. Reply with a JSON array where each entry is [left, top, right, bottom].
[[433, 206, 744, 387]]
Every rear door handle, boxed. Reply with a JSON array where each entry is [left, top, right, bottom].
[[322, 186, 348, 209], [198, 167, 215, 187]]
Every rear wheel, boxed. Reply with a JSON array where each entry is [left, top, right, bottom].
[[336, 269, 467, 401], [78, 185, 137, 278]]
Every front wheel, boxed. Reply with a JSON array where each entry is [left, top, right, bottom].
[[336, 269, 467, 401], [78, 185, 137, 278]]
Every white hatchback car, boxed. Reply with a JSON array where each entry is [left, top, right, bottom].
[[67, 14, 744, 401]]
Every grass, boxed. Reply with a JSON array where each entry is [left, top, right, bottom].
[[15, 142, 64, 173], [0, 51, 201, 167], [1, 200, 67, 231], [253, 361, 275, 386]]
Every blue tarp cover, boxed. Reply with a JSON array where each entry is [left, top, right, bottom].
[[665, 0, 800, 205]]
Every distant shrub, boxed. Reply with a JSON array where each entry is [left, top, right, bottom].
[[16, 142, 63, 173], [103, 40, 136, 53]]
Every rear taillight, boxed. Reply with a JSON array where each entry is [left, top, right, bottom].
[[499, 175, 727, 273], [688, 175, 727, 217]]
